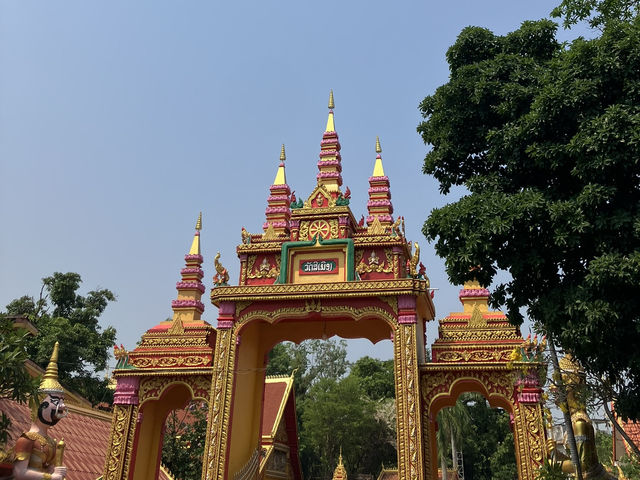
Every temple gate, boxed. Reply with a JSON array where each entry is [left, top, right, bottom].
[[103, 216, 217, 480], [421, 281, 547, 479], [103, 93, 547, 480], [201, 95, 434, 480]]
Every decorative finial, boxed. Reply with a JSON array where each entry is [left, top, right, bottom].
[[189, 212, 202, 255], [280, 144, 286, 162], [372, 136, 385, 177], [328, 89, 334, 109], [39, 341, 64, 394]]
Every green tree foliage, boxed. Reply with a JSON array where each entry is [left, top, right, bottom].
[[3, 272, 117, 405], [461, 398, 517, 480], [417, 16, 640, 419], [161, 401, 208, 480], [435, 395, 516, 480], [267, 341, 397, 479], [0, 318, 39, 445], [551, 0, 639, 28], [300, 376, 395, 479], [349, 356, 395, 400]]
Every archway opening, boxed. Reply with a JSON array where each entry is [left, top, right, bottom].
[[131, 383, 195, 480], [161, 399, 209, 480], [265, 336, 397, 480], [433, 392, 518, 480], [228, 313, 401, 479]]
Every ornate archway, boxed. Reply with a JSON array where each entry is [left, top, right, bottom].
[[102, 96, 547, 480], [102, 217, 217, 480], [200, 100, 435, 480], [420, 281, 547, 480]]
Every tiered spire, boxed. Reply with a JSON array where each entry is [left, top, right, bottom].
[[263, 144, 291, 237], [332, 450, 347, 480], [39, 341, 64, 394], [367, 137, 394, 227], [170, 214, 206, 329], [316, 90, 343, 196]]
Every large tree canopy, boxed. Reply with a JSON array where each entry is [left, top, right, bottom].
[[417, 17, 640, 419], [3, 272, 117, 405]]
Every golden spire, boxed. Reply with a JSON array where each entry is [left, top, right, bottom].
[[39, 341, 64, 394], [372, 136, 385, 177], [189, 212, 202, 255], [332, 447, 347, 480], [273, 144, 287, 185], [326, 90, 335, 132]]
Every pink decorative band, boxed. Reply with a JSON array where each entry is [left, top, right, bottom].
[[317, 159, 342, 168], [369, 176, 390, 182], [368, 186, 390, 193], [458, 288, 490, 299], [267, 195, 290, 202], [263, 221, 289, 228], [270, 184, 291, 193], [316, 172, 342, 179], [176, 281, 206, 293], [319, 150, 341, 157], [184, 254, 203, 262], [265, 206, 291, 214], [320, 137, 340, 146], [367, 200, 393, 207], [171, 299, 205, 312], [217, 320, 234, 329], [367, 215, 393, 223], [517, 391, 542, 404], [398, 314, 416, 324], [181, 267, 204, 277]]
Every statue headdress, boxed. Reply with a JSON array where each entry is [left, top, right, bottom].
[[39, 342, 64, 394]]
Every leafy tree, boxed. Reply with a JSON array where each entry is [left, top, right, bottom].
[[300, 376, 395, 479], [418, 16, 640, 420], [459, 398, 517, 480], [0, 317, 39, 445], [551, 0, 639, 28], [3, 272, 117, 405], [350, 356, 395, 400], [436, 399, 471, 479], [267, 341, 397, 478], [161, 401, 208, 480]]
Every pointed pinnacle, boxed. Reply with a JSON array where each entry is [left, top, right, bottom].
[[376, 136, 382, 154], [195, 212, 202, 231], [328, 90, 334, 109], [280, 144, 286, 162]]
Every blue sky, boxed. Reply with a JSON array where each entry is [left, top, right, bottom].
[[0, 1, 589, 369]]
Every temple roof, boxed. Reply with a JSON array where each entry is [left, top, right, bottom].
[[260, 374, 302, 480], [0, 398, 173, 480]]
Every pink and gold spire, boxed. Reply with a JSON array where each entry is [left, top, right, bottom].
[[367, 136, 394, 227], [316, 90, 343, 196], [170, 213, 206, 327], [263, 144, 291, 237]]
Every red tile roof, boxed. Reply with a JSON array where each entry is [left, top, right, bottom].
[[261, 381, 287, 437], [376, 469, 398, 480], [0, 399, 172, 480], [617, 418, 640, 456]]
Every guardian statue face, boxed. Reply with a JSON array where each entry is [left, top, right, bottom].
[[37, 393, 67, 426]]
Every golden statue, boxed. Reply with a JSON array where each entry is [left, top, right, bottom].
[[8, 342, 68, 480], [547, 355, 614, 479]]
